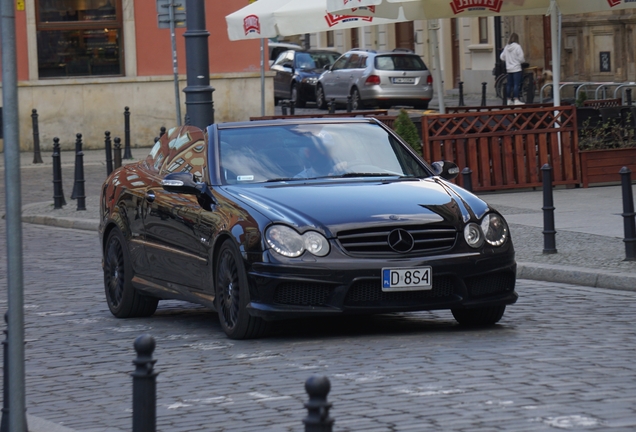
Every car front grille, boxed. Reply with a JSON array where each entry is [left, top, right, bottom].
[[273, 282, 334, 306], [344, 276, 455, 305], [466, 272, 516, 298], [337, 224, 457, 256]]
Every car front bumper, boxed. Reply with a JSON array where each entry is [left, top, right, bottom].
[[245, 249, 517, 320]]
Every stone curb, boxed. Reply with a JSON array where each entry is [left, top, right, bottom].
[[517, 262, 636, 292], [14, 213, 636, 293]]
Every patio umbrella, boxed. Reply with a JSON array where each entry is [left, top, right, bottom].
[[327, 0, 636, 106], [226, 0, 408, 41]]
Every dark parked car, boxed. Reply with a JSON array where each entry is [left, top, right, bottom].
[[100, 119, 517, 339], [271, 49, 340, 108]]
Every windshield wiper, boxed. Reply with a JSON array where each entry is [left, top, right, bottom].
[[266, 177, 303, 182], [334, 172, 400, 178]]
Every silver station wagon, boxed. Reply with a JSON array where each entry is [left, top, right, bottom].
[[316, 48, 434, 110]]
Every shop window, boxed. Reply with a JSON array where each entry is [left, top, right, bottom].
[[36, 0, 123, 78], [479, 17, 488, 44], [326, 31, 334, 48]]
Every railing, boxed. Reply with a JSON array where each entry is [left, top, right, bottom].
[[539, 81, 632, 103], [421, 105, 581, 192]]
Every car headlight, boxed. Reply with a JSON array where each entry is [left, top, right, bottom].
[[463, 223, 484, 248], [265, 225, 330, 257], [302, 77, 318, 84], [481, 213, 508, 246]]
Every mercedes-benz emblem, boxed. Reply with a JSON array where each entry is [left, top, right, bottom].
[[388, 228, 415, 253]]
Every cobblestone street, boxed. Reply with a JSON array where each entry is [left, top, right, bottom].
[[1, 219, 636, 431]]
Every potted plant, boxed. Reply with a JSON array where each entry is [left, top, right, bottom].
[[578, 112, 636, 187]]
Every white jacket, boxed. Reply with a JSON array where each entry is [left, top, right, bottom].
[[500, 42, 525, 73]]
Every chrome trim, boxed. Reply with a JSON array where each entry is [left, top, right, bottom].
[[136, 239, 208, 263]]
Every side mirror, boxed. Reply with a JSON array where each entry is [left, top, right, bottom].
[[431, 161, 460, 181], [162, 172, 203, 195], [162, 172, 216, 210], [324, 64, 331, 71]]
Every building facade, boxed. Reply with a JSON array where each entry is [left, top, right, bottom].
[[3, 2, 636, 152]]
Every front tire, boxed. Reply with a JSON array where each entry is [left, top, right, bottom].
[[451, 305, 506, 326], [291, 83, 306, 108], [316, 85, 327, 110], [103, 229, 158, 318], [215, 240, 269, 339]]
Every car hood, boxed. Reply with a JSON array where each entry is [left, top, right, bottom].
[[222, 178, 490, 236]]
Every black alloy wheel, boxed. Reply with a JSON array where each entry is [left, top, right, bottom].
[[103, 229, 158, 318], [291, 83, 306, 108], [215, 240, 268, 339]]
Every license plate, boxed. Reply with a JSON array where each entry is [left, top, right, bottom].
[[382, 267, 432, 291], [392, 77, 415, 84]]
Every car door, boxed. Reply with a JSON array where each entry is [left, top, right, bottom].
[[141, 126, 211, 291], [321, 53, 350, 102], [271, 50, 295, 100]]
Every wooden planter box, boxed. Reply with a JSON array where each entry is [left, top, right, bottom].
[[580, 147, 636, 187]]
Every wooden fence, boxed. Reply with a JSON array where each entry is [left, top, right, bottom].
[[422, 105, 581, 192]]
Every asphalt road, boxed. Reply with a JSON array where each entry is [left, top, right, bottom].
[[1, 212, 636, 431]]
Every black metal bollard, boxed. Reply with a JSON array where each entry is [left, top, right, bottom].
[[71, 133, 86, 211], [346, 95, 352, 112], [281, 100, 288, 116], [31, 109, 43, 164], [124, 106, 133, 159], [328, 98, 336, 114], [461, 167, 473, 192], [458, 81, 465, 107], [132, 334, 157, 432], [481, 82, 487, 107], [620, 167, 636, 260], [541, 164, 557, 254], [105, 131, 113, 176], [290, 100, 295, 116], [526, 74, 535, 104], [52, 137, 66, 209], [159, 126, 166, 138], [626, 89, 633, 106], [303, 376, 334, 432], [114, 137, 123, 170]]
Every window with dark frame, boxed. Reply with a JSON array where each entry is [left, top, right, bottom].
[[326, 31, 334, 48], [36, 0, 123, 78], [478, 17, 488, 44]]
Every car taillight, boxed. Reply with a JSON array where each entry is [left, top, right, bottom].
[[365, 75, 381, 86], [427, 75, 433, 86]]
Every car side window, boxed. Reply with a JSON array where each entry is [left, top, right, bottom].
[[331, 54, 349, 71]]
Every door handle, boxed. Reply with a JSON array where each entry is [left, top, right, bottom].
[[145, 191, 155, 203]]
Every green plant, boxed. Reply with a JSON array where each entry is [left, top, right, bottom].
[[578, 115, 636, 151], [394, 109, 422, 154], [575, 90, 588, 107]]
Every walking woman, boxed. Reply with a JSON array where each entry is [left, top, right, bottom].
[[500, 33, 525, 105]]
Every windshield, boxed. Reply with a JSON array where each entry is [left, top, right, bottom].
[[296, 51, 340, 69], [218, 122, 430, 185]]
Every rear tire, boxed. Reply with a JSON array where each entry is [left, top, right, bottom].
[[316, 85, 327, 110], [215, 240, 269, 339], [103, 229, 158, 318], [451, 305, 505, 326]]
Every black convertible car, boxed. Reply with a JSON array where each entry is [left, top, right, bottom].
[[99, 118, 517, 339]]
